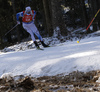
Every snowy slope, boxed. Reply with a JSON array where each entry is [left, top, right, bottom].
[[0, 35, 100, 78]]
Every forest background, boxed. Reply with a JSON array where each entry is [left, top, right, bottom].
[[0, 0, 100, 49]]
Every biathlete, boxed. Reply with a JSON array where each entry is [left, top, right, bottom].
[[16, 6, 49, 49]]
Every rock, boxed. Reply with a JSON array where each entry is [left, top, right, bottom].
[[17, 76, 35, 90]]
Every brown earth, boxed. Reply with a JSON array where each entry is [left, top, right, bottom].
[[0, 70, 100, 92]]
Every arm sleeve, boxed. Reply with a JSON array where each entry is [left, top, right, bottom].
[[16, 12, 24, 21], [32, 10, 36, 19]]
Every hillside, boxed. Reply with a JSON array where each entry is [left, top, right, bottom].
[[0, 31, 100, 91]]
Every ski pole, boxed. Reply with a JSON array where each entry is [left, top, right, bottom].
[[86, 9, 100, 31], [5, 23, 19, 36], [77, 9, 100, 43]]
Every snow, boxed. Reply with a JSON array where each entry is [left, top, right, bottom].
[[1, 73, 13, 81], [0, 34, 100, 78]]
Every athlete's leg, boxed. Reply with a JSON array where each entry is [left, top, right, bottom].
[[29, 23, 43, 41], [29, 23, 49, 47], [22, 23, 36, 41]]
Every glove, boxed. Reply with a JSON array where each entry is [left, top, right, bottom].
[[17, 21, 20, 25]]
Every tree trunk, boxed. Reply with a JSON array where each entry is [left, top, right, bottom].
[[81, 0, 89, 28], [11, 0, 20, 42], [49, 0, 67, 37], [90, 0, 98, 31], [96, 0, 100, 30], [42, 0, 53, 36]]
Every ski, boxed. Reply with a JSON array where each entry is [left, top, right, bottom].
[[35, 44, 63, 50], [50, 44, 64, 47], [36, 47, 44, 50]]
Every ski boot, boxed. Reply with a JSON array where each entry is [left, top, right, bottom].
[[34, 41, 44, 50], [34, 41, 40, 49], [41, 41, 50, 48]]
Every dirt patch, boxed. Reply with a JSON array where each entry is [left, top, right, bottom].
[[0, 70, 100, 92]]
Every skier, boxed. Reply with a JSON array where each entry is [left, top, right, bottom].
[[16, 6, 49, 49]]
